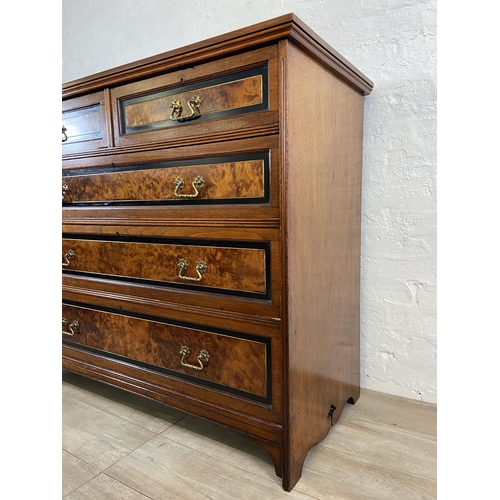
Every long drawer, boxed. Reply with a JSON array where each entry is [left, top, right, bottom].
[[62, 135, 281, 223], [62, 302, 272, 404], [62, 235, 269, 298], [62, 153, 269, 205]]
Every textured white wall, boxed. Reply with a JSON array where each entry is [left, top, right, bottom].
[[62, 0, 437, 403]]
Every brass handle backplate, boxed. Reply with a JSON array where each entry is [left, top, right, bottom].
[[170, 95, 202, 122], [62, 249, 75, 267], [62, 184, 70, 202], [62, 125, 68, 142], [62, 317, 80, 336], [173, 175, 205, 198], [177, 258, 207, 282], [179, 345, 209, 371]]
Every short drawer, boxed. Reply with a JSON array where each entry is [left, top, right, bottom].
[[62, 152, 268, 205], [111, 45, 279, 148], [62, 302, 271, 402], [62, 91, 109, 154], [62, 235, 269, 298]]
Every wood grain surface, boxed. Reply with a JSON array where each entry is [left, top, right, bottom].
[[280, 39, 365, 490], [62, 238, 267, 294], [62, 159, 265, 203], [62, 303, 269, 398], [124, 74, 263, 130], [110, 45, 279, 150]]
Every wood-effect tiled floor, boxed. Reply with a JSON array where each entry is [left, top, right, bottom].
[[62, 370, 437, 499]]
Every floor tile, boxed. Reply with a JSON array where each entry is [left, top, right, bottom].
[[63, 392, 156, 470], [62, 450, 100, 497], [319, 416, 436, 480], [161, 414, 278, 482], [62, 374, 437, 499], [62, 370, 186, 434], [295, 444, 436, 500], [350, 390, 437, 437], [106, 435, 313, 500], [65, 473, 152, 499]]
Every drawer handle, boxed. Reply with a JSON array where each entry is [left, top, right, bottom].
[[62, 249, 75, 267], [170, 95, 202, 122], [177, 258, 207, 281], [62, 184, 70, 202], [173, 175, 205, 198], [62, 125, 68, 142], [62, 317, 80, 336], [179, 345, 210, 371]]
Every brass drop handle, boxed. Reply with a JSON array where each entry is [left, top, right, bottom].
[[177, 258, 207, 282], [173, 175, 205, 198], [170, 95, 202, 122], [62, 184, 70, 202], [62, 125, 68, 142], [62, 317, 80, 336], [62, 249, 75, 267], [179, 345, 209, 371]]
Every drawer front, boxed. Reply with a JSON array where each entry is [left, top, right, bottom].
[[62, 302, 271, 402], [111, 45, 279, 148], [62, 91, 109, 154], [62, 236, 269, 297], [62, 153, 268, 205], [121, 66, 266, 133]]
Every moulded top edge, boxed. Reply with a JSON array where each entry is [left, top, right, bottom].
[[62, 13, 373, 98]]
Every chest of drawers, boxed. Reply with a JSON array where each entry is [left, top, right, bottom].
[[62, 13, 373, 491]]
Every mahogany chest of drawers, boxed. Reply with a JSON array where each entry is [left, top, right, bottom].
[[62, 13, 373, 491]]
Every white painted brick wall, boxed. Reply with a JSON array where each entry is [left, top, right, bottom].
[[62, 0, 437, 403]]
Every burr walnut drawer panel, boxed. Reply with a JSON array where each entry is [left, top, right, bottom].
[[62, 236, 269, 298], [111, 45, 278, 148], [62, 302, 271, 402], [62, 152, 268, 205], [62, 91, 109, 154]]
